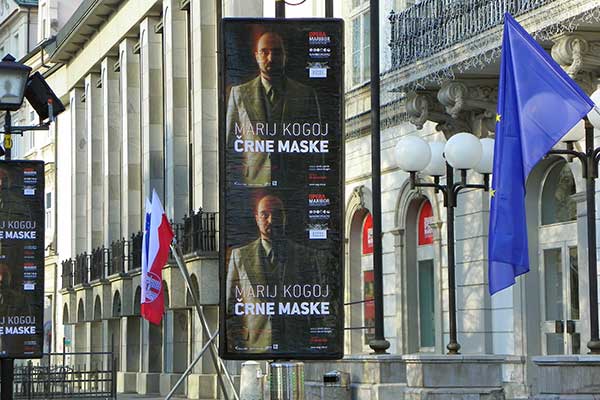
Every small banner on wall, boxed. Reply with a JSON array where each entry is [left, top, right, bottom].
[[219, 18, 345, 360], [418, 201, 434, 246], [362, 213, 373, 255], [0, 160, 45, 358]]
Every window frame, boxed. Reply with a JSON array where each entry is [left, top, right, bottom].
[[348, 1, 370, 88]]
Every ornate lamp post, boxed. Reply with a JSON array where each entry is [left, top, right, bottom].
[[548, 91, 600, 354], [395, 133, 494, 354]]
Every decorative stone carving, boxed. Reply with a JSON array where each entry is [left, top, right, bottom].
[[437, 81, 468, 119], [551, 34, 600, 95], [404, 89, 472, 137], [351, 185, 366, 211], [405, 91, 429, 129], [435, 80, 498, 137]]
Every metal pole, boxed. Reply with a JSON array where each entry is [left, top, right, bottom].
[[275, 0, 285, 18], [325, 0, 333, 17], [368, 0, 390, 353], [1, 111, 13, 400], [445, 165, 460, 354], [4, 111, 11, 160], [170, 243, 239, 400], [585, 119, 600, 354], [165, 330, 218, 400]]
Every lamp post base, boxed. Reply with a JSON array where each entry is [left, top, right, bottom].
[[447, 342, 461, 355], [587, 339, 600, 354], [369, 339, 391, 354]]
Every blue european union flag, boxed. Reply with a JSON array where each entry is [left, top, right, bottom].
[[488, 14, 594, 295]]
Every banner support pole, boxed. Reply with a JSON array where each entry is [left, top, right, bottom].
[[170, 242, 239, 400], [165, 330, 218, 400]]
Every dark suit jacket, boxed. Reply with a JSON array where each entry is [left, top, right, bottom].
[[226, 76, 321, 187], [225, 238, 333, 354]]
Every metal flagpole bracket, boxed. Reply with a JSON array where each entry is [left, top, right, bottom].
[[169, 240, 240, 400]]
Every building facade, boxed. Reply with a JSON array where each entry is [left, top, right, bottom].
[[16, 0, 600, 398]]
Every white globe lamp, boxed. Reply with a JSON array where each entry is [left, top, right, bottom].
[[423, 141, 446, 176], [444, 132, 482, 170], [474, 138, 494, 174], [395, 135, 432, 172]]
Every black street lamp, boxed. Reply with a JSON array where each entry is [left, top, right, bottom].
[[0, 53, 64, 400], [0, 54, 31, 160], [548, 105, 600, 354], [395, 133, 493, 354]]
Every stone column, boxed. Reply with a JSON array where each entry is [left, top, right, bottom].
[[163, 0, 189, 221], [84, 73, 103, 250], [163, 310, 174, 373], [140, 318, 149, 372], [101, 57, 122, 245], [119, 38, 142, 236], [139, 17, 164, 200], [190, 0, 217, 210], [102, 319, 110, 371], [120, 316, 129, 371], [70, 88, 87, 254]]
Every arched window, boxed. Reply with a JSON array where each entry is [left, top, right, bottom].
[[541, 160, 576, 225], [77, 299, 85, 322], [133, 287, 141, 315], [112, 291, 122, 318], [94, 296, 102, 321], [63, 303, 70, 325]]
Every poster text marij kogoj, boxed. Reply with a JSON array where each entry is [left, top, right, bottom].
[[219, 18, 344, 360]]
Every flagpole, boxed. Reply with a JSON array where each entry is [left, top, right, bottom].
[[165, 330, 218, 400], [170, 242, 240, 400]]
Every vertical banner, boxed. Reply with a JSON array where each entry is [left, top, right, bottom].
[[219, 18, 344, 360], [0, 160, 45, 358]]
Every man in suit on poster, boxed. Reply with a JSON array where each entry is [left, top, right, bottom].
[[226, 31, 321, 187], [225, 194, 333, 353]]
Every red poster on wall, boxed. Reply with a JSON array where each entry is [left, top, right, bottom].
[[362, 213, 373, 254], [418, 201, 434, 246]]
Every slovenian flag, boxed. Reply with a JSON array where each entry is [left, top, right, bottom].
[[141, 190, 174, 324]]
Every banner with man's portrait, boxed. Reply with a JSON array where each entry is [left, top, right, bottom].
[[0, 160, 45, 358], [219, 18, 344, 360]]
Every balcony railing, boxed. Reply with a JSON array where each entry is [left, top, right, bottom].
[[90, 247, 110, 281], [61, 259, 74, 290], [74, 253, 90, 286], [174, 209, 218, 254], [61, 210, 219, 290], [389, 0, 555, 69]]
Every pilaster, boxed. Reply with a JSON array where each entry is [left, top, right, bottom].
[[119, 38, 142, 236], [140, 17, 164, 200], [101, 57, 122, 245], [70, 88, 87, 254], [84, 73, 103, 250], [190, 0, 218, 211], [163, 0, 189, 221]]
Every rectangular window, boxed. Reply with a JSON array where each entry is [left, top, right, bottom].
[[350, 6, 370, 86], [46, 192, 52, 229]]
